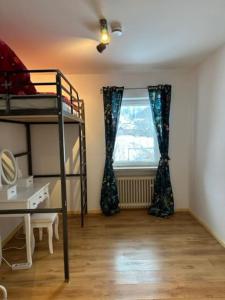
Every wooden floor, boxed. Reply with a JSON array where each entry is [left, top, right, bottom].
[[1, 211, 225, 299]]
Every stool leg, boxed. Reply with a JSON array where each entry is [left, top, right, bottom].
[[47, 225, 53, 254], [39, 228, 43, 241], [31, 228, 35, 255], [54, 215, 59, 240], [0, 285, 7, 300], [22, 222, 25, 235]]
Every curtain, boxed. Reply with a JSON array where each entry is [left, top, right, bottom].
[[148, 85, 174, 217], [100, 86, 124, 216]]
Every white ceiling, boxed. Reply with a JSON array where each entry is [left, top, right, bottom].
[[1, 0, 225, 73]]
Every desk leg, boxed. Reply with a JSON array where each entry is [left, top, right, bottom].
[[24, 214, 32, 267]]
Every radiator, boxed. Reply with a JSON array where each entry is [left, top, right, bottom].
[[117, 176, 155, 208]]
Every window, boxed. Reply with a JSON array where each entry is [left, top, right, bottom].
[[113, 95, 159, 168]]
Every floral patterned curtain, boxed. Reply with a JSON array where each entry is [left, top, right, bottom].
[[148, 85, 174, 217], [100, 86, 124, 216]]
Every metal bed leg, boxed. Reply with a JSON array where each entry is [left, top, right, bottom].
[[62, 209, 69, 282], [79, 123, 84, 227], [58, 115, 69, 282], [26, 124, 33, 176], [57, 73, 69, 282], [80, 101, 88, 216], [82, 123, 88, 215]]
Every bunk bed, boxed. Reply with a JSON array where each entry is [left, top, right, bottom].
[[0, 69, 88, 282]]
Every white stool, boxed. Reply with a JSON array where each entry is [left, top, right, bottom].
[[0, 236, 7, 299], [0, 285, 7, 300], [31, 213, 59, 254]]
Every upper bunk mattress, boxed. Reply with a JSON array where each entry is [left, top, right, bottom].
[[0, 94, 78, 115]]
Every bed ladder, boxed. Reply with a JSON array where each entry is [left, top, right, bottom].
[[79, 101, 87, 227]]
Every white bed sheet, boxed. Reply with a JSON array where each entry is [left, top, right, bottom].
[[0, 96, 76, 115]]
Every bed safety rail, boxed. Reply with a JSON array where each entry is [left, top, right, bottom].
[[0, 69, 84, 119]]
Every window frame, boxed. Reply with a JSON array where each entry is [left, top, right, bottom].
[[113, 95, 160, 169]]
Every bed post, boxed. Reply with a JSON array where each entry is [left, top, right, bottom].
[[78, 122, 84, 227], [56, 72, 69, 282], [78, 100, 87, 227], [25, 123, 33, 176], [81, 100, 88, 215]]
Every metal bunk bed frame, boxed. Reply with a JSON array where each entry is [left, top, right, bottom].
[[0, 69, 87, 282]]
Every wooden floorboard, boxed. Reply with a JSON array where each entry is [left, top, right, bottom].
[[1, 211, 225, 299]]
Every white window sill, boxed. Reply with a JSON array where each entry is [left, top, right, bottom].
[[114, 166, 157, 176]]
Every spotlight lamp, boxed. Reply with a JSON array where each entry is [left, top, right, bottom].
[[96, 18, 110, 53], [96, 43, 107, 53], [100, 19, 110, 44]]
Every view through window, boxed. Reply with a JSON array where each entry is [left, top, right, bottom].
[[113, 96, 159, 167]]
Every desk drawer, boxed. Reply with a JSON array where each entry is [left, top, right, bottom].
[[30, 196, 39, 209], [38, 188, 49, 202], [37, 192, 44, 202], [43, 187, 49, 200], [0, 183, 50, 210], [29, 187, 49, 208], [0, 185, 17, 201]]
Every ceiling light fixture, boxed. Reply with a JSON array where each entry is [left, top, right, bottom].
[[96, 19, 110, 53], [96, 43, 107, 53], [111, 22, 123, 37], [100, 19, 110, 44], [96, 19, 123, 53]]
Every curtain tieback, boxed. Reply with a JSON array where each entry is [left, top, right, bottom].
[[160, 154, 170, 162], [106, 157, 114, 164]]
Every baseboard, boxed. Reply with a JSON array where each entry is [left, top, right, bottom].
[[68, 209, 102, 216], [86, 209, 102, 215], [189, 209, 225, 249], [68, 208, 189, 215], [2, 222, 23, 247], [175, 208, 189, 212]]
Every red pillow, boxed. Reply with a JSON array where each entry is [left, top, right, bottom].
[[0, 40, 36, 95]]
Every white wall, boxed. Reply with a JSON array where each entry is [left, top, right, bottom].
[[0, 69, 196, 241], [2, 61, 225, 246], [31, 124, 80, 211], [0, 123, 27, 241], [191, 44, 225, 244], [66, 70, 195, 211], [0, 118, 81, 241]]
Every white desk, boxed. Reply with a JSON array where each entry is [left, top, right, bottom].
[[0, 182, 50, 268]]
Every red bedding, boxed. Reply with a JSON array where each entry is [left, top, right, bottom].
[[0, 39, 36, 95], [0, 40, 79, 113]]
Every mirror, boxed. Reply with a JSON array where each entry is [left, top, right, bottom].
[[0, 149, 18, 186]]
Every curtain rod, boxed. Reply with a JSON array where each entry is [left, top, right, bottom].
[[100, 87, 148, 93]]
